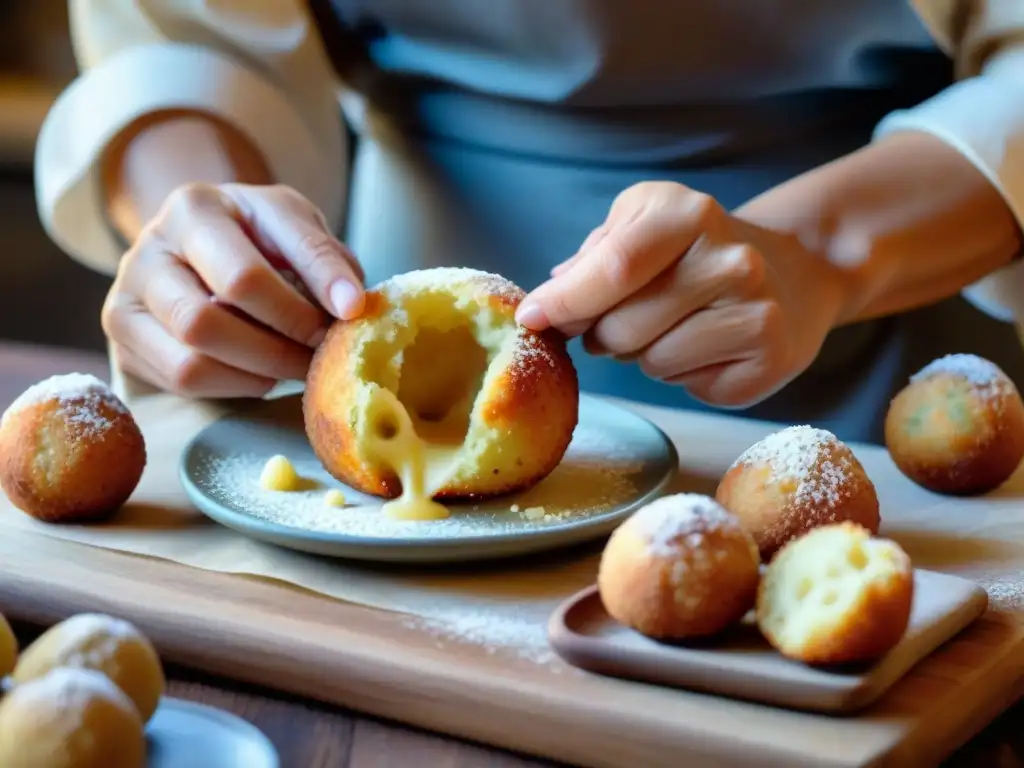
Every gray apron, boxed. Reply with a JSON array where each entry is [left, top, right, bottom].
[[319, 0, 1024, 445]]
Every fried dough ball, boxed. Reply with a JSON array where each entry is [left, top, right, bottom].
[[13, 613, 165, 723], [716, 425, 880, 562], [304, 267, 579, 501], [0, 667, 145, 768], [885, 353, 1024, 495], [597, 493, 761, 640], [756, 522, 914, 665], [0, 374, 146, 523]]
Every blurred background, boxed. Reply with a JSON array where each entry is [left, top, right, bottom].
[[0, 4, 110, 353]]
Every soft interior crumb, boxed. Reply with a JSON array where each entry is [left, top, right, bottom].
[[522, 506, 546, 520]]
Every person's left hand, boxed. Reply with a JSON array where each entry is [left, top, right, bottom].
[[515, 181, 851, 408]]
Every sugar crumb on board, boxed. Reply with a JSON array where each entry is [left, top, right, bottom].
[[400, 607, 563, 668], [198, 424, 642, 540]]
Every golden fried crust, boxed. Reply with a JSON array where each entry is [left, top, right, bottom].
[[716, 445, 880, 563], [885, 372, 1024, 496], [303, 271, 579, 500], [770, 572, 913, 665], [598, 524, 760, 639], [0, 399, 146, 523], [756, 524, 915, 665]]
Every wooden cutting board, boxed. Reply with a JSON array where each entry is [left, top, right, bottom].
[[1, 397, 1023, 768]]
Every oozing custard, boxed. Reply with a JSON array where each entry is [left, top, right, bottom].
[[365, 387, 464, 521]]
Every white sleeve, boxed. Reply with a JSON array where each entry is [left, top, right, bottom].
[[874, 46, 1024, 324], [34, 41, 347, 276]]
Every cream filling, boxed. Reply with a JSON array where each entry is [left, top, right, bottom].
[[365, 387, 462, 521]]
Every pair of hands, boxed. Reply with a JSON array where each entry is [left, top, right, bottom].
[[105, 181, 847, 406]]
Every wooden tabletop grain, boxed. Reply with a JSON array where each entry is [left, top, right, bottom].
[[0, 339, 1020, 768]]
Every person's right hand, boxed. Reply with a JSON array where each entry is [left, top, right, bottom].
[[102, 183, 365, 398]]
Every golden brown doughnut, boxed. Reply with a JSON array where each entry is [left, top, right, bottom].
[[756, 522, 914, 665], [0, 374, 146, 523], [0, 667, 146, 768], [597, 493, 761, 640], [304, 267, 579, 518], [715, 425, 879, 562], [13, 613, 165, 723], [885, 353, 1024, 495]]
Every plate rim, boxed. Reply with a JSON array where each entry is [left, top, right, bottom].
[[178, 393, 678, 552], [149, 696, 280, 767]]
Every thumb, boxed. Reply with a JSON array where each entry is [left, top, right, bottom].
[[226, 185, 366, 320]]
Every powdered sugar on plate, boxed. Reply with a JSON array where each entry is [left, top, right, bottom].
[[197, 423, 643, 540], [730, 425, 851, 508], [910, 354, 1014, 399], [1, 372, 126, 435]]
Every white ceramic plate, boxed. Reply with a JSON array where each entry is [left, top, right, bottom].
[[180, 394, 677, 563], [147, 698, 278, 768]]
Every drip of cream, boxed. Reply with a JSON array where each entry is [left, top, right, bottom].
[[365, 388, 462, 521]]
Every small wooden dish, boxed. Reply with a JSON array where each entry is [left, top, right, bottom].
[[547, 569, 987, 714]]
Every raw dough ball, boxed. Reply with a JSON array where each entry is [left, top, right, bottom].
[[0, 667, 145, 768], [597, 493, 761, 640], [304, 267, 579, 500], [0, 374, 146, 523], [0, 612, 17, 677], [885, 353, 1024, 495], [13, 613, 165, 723], [756, 522, 914, 665], [715, 425, 880, 562]]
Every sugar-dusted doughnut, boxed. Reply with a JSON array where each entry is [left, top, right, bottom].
[[597, 493, 761, 640], [885, 353, 1024, 495], [716, 425, 879, 562], [0, 667, 145, 768], [13, 613, 165, 723], [0, 374, 146, 523], [756, 522, 914, 665], [304, 267, 579, 521]]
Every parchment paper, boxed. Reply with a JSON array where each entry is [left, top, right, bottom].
[[0, 391, 696, 649], [4, 387, 1023, 657]]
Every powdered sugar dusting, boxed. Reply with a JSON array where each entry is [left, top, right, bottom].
[[910, 353, 1014, 400], [977, 574, 1024, 614], [197, 423, 641, 539], [1, 373, 126, 436], [627, 493, 739, 558], [401, 606, 560, 667], [380, 267, 523, 305], [12, 667, 134, 738], [51, 613, 139, 672], [732, 425, 851, 508]]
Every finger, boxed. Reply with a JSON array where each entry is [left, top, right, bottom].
[[142, 255, 315, 381], [226, 185, 366, 320], [106, 299, 275, 398], [637, 300, 784, 381], [110, 341, 167, 393], [161, 187, 330, 347], [583, 240, 766, 356], [667, 357, 786, 410], [518, 191, 722, 332]]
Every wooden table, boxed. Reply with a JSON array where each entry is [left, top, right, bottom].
[[1, 339, 1021, 768]]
